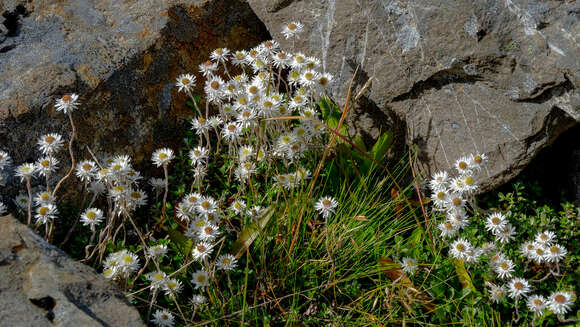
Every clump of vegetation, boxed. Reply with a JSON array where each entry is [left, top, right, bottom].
[[0, 20, 577, 327]]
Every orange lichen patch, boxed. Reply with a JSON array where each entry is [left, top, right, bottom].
[[76, 64, 100, 88], [136, 52, 153, 73], [159, 11, 168, 17], [167, 7, 181, 21], [140, 27, 148, 39]]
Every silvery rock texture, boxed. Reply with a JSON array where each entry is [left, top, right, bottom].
[[247, 0, 579, 191], [0, 0, 269, 194], [0, 215, 145, 327]]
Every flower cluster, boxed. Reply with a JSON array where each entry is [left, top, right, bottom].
[[429, 153, 576, 319]]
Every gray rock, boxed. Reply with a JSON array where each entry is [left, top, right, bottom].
[[0, 215, 144, 327], [0, 0, 269, 196], [247, 0, 579, 191]]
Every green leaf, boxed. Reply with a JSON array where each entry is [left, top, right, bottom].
[[232, 206, 276, 259], [166, 228, 192, 257], [370, 131, 393, 162], [353, 136, 367, 152]]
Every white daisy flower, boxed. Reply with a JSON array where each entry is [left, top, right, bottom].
[[507, 278, 531, 299], [494, 258, 515, 279], [205, 75, 225, 103], [432, 190, 449, 209], [494, 223, 516, 244], [469, 153, 487, 171], [36, 156, 59, 177], [175, 202, 193, 222], [75, 160, 97, 183], [281, 21, 304, 39], [486, 282, 506, 303], [547, 291, 575, 315], [272, 51, 290, 68], [152, 148, 174, 167], [299, 70, 319, 87], [191, 117, 210, 135], [147, 244, 168, 259], [247, 205, 263, 220], [231, 50, 247, 66], [527, 295, 547, 315], [260, 40, 280, 54], [446, 193, 465, 212], [0, 150, 12, 170], [535, 231, 556, 246], [531, 244, 547, 264], [489, 252, 507, 268], [192, 242, 214, 261], [54, 93, 80, 114], [210, 47, 230, 63], [197, 196, 218, 218], [222, 122, 242, 142], [449, 238, 472, 261], [175, 73, 196, 93], [191, 294, 207, 306], [189, 146, 209, 166], [234, 162, 256, 183], [429, 171, 449, 191], [454, 155, 472, 175], [151, 309, 174, 327], [35, 203, 58, 225], [149, 177, 165, 189], [15, 163, 36, 182], [485, 212, 507, 234], [191, 269, 210, 289], [238, 145, 254, 162], [89, 181, 106, 196], [208, 115, 223, 129], [230, 200, 246, 215], [447, 208, 469, 230], [34, 191, 55, 206], [314, 196, 338, 219], [316, 72, 333, 90], [37, 133, 64, 155], [117, 250, 140, 276], [545, 244, 567, 263], [163, 278, 183, 299], [216, 254, 238, 271], [197, 223, 219, 242], [520, 241, 535, 259], [14, 194, 29, 211], [199, 60, 218, 77], [183, 192, 202, 210], [438, 221, 458, 238], [80, 208, 104, 229], [401, 257, 418, 275], [146, 271, 167, 291]]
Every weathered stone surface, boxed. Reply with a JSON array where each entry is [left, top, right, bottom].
[[0, 0, 269, 193], [247, 0, 579, 191], [0, 215, 144, 326]]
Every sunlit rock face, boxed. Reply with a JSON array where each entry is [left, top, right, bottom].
[[248, 0, 579, 192]]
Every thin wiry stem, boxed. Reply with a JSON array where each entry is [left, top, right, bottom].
[[52, 111, 76, 198], [26, 177, 33, 225]]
